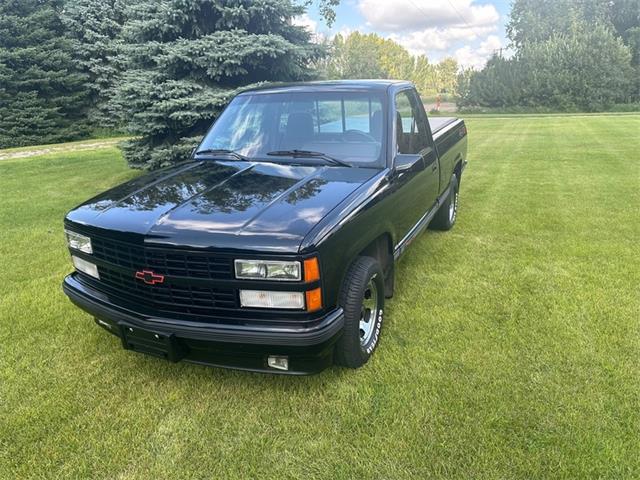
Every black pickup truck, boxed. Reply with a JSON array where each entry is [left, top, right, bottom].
[[62, 80, 467, 374]]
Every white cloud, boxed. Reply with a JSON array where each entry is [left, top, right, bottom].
[[293, 14, 319, 35], [453, 34, 503, 69], [356, 0, 501, 61], [293, 13, 330, 42], [390, 24, 496, 54], [358, 0, 499, 32]]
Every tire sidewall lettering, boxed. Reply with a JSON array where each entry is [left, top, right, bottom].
[[365, 307, 383, 355]]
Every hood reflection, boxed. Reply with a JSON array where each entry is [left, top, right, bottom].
[[67, 160, 379, 251]]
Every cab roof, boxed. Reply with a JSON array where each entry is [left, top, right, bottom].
[[239, 79, 414, 95]]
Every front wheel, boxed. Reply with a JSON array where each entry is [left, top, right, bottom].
[[334, 256, 385, 369], [429, 173, 459, 231]]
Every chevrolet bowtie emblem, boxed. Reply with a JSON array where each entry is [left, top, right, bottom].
[[135, 270, 165, 285]]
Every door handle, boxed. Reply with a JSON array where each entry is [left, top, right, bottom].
[[431, 163, 438, 172]]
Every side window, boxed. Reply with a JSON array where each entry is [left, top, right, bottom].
[[395, 90, 429, 154]]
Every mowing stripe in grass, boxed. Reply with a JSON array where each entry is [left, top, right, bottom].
[[1, 117, 639, 479]]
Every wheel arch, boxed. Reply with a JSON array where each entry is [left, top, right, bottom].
[[354, 232, 395, 298], [453, 156, 464, 183]]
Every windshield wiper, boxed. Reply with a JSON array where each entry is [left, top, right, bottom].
[[194, 148, 249, 161], [266, 150, 352, 168]]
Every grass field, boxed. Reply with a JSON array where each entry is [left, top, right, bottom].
[[1, 115, 639, 479]]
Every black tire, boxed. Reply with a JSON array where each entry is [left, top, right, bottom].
[[429, 173, 459, 231], [334, 256, 385, 368]]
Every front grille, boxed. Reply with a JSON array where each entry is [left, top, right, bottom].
[[86, 236, 239, 320], [92, 237, 232, 279], [95, 268, 237, 318]]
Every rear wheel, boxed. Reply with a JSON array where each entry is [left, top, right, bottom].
[[429, 173, 459, 231], [334, 256, 385, 368]]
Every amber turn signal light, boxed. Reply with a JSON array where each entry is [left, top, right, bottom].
[[303, 257, 320, 282], [305, 288, 322, 312]]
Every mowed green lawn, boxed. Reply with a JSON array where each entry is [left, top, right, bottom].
[[1, 115, 639, 479]]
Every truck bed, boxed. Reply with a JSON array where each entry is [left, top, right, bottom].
[[428, 116, 467, 195], [428, 117, 458, 137]]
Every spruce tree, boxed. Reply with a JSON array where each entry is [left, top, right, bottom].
[[0, 0, 89, 148], [63, 0, 128, 129], [113, 0, 322, 170]]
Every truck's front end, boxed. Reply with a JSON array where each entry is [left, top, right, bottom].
[[62, 82, 388, 373], [62, 223, 343, 374]]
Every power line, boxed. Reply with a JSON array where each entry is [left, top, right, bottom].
[[405, 0, 486, 40], [443, 0, 478, 33]]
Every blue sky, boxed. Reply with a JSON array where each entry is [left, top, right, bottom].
[[299, 0, 512, 69]]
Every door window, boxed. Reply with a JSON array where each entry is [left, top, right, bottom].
[[395, 90, 429, 154]]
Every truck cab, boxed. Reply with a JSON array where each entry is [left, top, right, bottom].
[[62, 80, 468, 374]]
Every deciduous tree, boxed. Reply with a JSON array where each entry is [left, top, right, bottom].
[[462, 0, 638, 110], [323, 32, 458, 98]]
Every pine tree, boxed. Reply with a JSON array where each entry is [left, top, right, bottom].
[[113, 0, 322, 170], [0, 0, 90, 148], [63, 0, 128, 129]]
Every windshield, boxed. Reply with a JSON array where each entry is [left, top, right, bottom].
[[198, 91, 386, 167]]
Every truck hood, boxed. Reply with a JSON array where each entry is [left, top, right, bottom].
[[66, 160, 378, 252]]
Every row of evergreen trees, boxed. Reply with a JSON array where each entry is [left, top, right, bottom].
[[0, 0, 90, 147], [0, 0, 321, 169], [458, 0, 640, 111]]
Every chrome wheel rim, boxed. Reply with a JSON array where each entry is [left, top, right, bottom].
[[449, 188, 458, 223], [359, 276, 379, 346]]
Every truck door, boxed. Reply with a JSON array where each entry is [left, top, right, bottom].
[[390, 89, 440, 239]]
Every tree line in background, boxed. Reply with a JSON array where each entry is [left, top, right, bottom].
[[1, 0, 639, 167], [0, 0, 458, 163], [319, 32, 460, 99], [458, 0, 640, 111]]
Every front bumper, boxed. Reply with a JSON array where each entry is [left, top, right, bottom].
[[62, 274, 344, 374]]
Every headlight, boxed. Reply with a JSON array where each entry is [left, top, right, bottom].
[[234, 259, 301, 281], [65, 229, 92, 254]]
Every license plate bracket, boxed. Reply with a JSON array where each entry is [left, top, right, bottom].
[[118, 322, 187, 363]]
